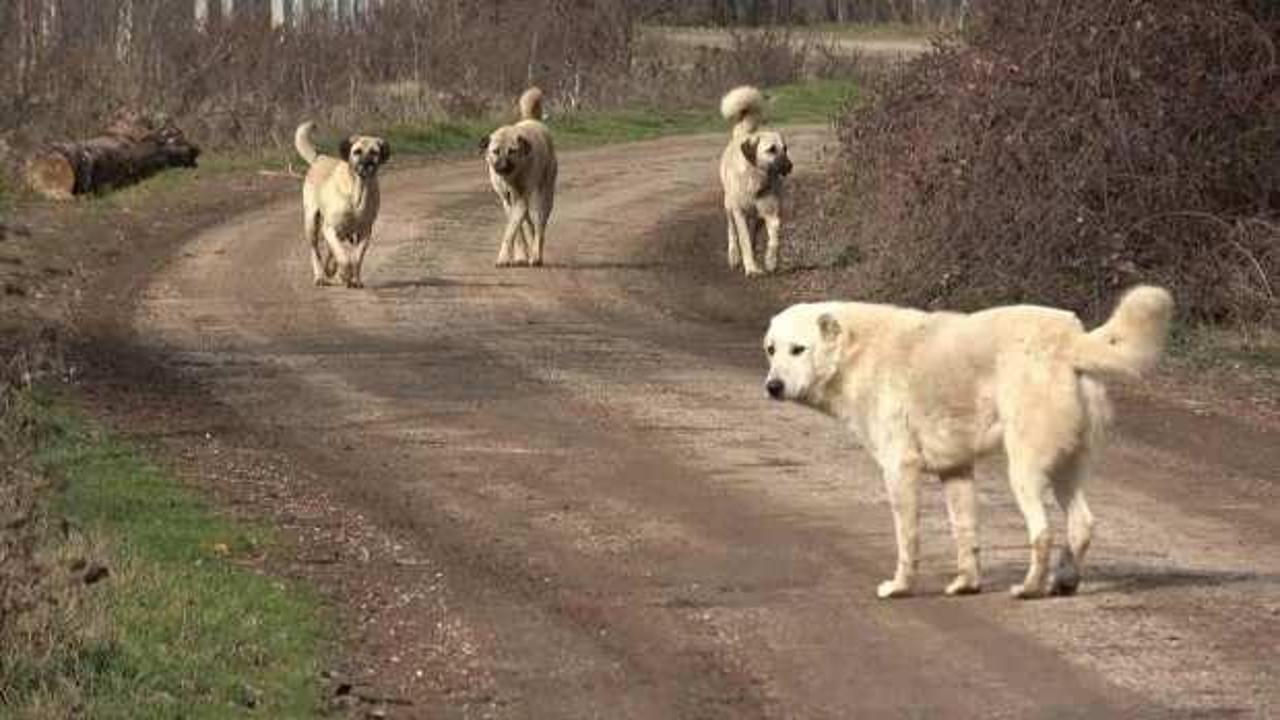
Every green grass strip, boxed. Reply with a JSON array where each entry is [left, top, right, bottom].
[[1, 393, 328, 718]]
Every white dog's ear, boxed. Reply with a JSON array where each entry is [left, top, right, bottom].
[[741, 137, 758, 164], [517, 136, 532, 156], [378, 139, 391, 164], [818, 313, 843, 343], [339, 136, 354, 160], [477, 134, 490, 154]]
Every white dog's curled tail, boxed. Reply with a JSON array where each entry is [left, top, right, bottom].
[[1072, 285, 1174, 380], [294, 121, 319, 166], [721, 85, 766, 136], [519, 87, 545, 121]]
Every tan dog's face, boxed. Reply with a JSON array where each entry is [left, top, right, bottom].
[[742, 131, 793, 178], [339, 135, 391, 179], [481, 127, 531, 177], [763, 304, 846, 403]]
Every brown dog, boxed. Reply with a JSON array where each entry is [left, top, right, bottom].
[[295, 121, 390, 288], [480, 88, 558, 267]]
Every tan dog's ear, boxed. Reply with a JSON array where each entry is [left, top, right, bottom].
[[517, 136, 532, 156], [477, 134, 490, 154], [741, 137, 758, 165], [339, 136, 354, 160], [378, 139, 391, 164], [818, 313, 843, 344]]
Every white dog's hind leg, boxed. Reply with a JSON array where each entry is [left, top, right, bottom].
[[1051, 455, 1094, 596], [878, 460, 922, 599], [942, 471, 982, 595], [763, 213, 782, 273], [529, 192, 551, 267], [1007, 459, 1053, 599], [730, 210, 763, 277]]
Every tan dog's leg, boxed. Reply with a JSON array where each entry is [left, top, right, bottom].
[[350, 235, 371, 289], [1051, 453, 1094, 596], [495, 200, 527, 267], [878, 459, 922, 599], [324, 226, 354, 286], [516, 218, 534, 266], [730, 209, 763, 277], [725, 209, 742, 269], [942, 470, 982, 595], [306, 212, 328, 286], [528, 192, 550, 267], [763, 213, 782, 274]]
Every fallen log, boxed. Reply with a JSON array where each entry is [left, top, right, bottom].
[[23, 112, 201, 200]]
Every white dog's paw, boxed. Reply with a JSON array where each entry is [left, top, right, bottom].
[[876, 579, 912, 599], [1009, 582, 1048, 600], [744, 266, 765, 278], [313, 276, 331, 287], [945, 575, 982, 596]]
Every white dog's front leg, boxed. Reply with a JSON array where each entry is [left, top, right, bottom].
[[942, 471, 982, 595], [878, 460, 922, 599]]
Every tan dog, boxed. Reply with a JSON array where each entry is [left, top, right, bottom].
[[719, 86, 792, 277], [763, 286, 1174, 600], [295, 122, 390, 288], [480, 88, 558, 267]]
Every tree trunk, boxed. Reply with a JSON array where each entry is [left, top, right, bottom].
[[23, 113, 201, 200]]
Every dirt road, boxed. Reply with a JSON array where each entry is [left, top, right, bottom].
[[122, 131, 1277, 717]]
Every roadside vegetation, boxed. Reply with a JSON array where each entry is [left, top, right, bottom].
[[0, 371, 328, 717], [794, 0, 1278, 335]]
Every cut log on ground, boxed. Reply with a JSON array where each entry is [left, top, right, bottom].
[[23, 112, 201, 200]]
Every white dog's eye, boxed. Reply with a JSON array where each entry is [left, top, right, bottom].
[[766, 345, 775, 357], [790, 345, 806, 356]]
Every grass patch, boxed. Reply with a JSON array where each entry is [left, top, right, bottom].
[[0, 391, 328, 718], [71, 76, 859, 211], [806, 22, 937, 40]]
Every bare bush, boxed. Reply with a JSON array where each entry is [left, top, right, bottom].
[[0, 0, 830, 156], [805, 0, 1279, 326]]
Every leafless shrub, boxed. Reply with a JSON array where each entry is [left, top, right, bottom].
[[805, 0, 1280, 326]]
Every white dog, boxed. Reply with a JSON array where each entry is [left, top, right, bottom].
[[480, 87, 558, 267], [762, 287, 1174, 599], [719, 86, 792, 276]]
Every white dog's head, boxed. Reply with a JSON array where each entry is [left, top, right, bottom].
[[763, 303, 849, 406], [741, 130, 793, 178]]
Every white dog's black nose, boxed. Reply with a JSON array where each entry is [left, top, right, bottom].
[[766, 378, 785, 399]]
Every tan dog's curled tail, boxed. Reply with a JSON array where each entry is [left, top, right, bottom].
[[721, 85, 766, 137], [1073, 285, 1174, 380], [294, 121, 320, 166], [519, 88, 544, 121]]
